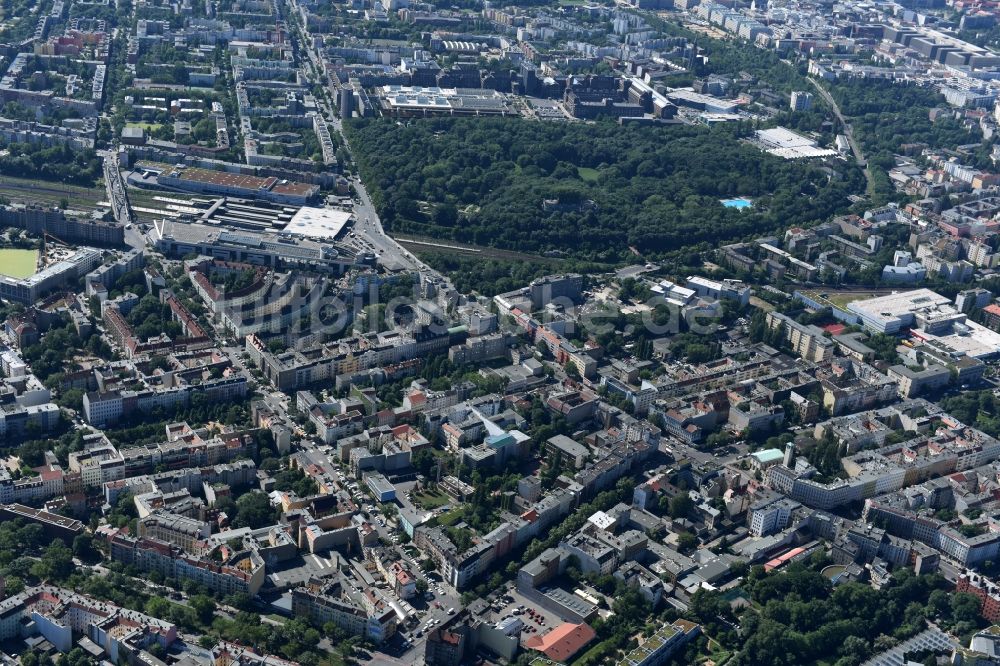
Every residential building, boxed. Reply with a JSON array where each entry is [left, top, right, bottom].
[[766, 311, 834, 363]]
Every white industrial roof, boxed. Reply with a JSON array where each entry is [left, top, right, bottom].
[[755, 127, 839, 159], [283, 207, 352, 240]]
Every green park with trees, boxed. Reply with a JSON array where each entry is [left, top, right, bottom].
[[346, 117, 865, 265]]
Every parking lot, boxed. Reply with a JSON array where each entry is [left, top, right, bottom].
[[487, 588, 565, 646]]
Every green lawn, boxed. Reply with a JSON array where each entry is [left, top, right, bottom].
[[0, 249, 37, 279], [577, 166, 600, 182], [703, 637, 732, 665], [437, 507, 464, 527], [800, 289, 878, 312], [413, 488, 450, 510], [831, 293, 878, 309]]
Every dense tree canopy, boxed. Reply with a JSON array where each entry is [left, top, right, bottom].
[[273, 467, 319, 498], [941, 390, 1000, 438], [725, 566, 968, 666], [827, 80, 980, 165], [0, 142, 102, 186], [232, 491, 277, 529], [347, 118, 864, 263]]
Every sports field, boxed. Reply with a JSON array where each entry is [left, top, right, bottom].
[[0, 249, 38, 279]]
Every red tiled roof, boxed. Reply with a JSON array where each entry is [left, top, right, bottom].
[[524, 623, 596, 662]]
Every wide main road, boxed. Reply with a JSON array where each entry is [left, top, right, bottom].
[[286, 1, 451, 284]]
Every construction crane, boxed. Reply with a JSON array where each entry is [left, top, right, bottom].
[[40, 231, 67, 263]]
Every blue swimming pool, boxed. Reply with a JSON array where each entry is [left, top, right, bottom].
[[721, 197, 753, 209]]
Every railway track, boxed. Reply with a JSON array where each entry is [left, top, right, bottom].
[[0, 177, 103, 201]]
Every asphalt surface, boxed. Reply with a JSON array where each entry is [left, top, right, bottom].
[[293, 13, 449, 284]]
